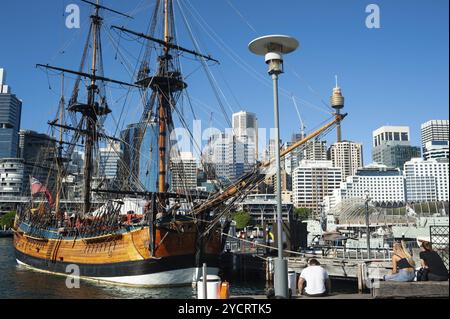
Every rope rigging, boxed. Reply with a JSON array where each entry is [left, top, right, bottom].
[[25, 0, 346, 244]]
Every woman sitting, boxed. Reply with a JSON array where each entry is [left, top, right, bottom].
[[418, 239, 448, 282], [384, 241, 416, 282]]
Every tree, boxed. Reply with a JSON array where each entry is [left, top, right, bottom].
[[294, 207, 312, 221], [232, 211, 251, 230], [0, 211, 16, 229]]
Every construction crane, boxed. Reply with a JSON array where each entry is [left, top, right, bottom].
[[291, 95, 306, 138]]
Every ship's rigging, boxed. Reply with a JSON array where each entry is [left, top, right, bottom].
[[30, 0, 346, 237], [14, 0, 349, 287], [37, 0, 136, 215]]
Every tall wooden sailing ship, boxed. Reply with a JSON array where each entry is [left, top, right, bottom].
[[13, 0, 346, 287]]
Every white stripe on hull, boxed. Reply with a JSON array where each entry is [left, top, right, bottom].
[[92, 267, 220, 287], [16, 258, 219, 287]]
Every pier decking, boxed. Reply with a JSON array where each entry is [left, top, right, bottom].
[[373, 281, 449, 299], [231, 281, 449, 299]]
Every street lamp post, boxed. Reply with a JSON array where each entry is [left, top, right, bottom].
[[249, 35, 299, 298], [364, 190, 371, 259]]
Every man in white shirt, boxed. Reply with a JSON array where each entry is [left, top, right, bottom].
[[298, 259, 331, 297]]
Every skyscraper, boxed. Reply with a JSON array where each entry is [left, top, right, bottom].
[[0, 158, 24, 197], [232, 111, 258, 159], [372, 126, 421, 169], [99, 141, 122, 180], [120, 122, 161, 192], [203, 132, 246, 184], [404, 158, 449, 202], [285, 137, 328, 175], [0, 158, 25, 214], [264, 139, 277, 162], [0, 68, 22, 158], [289, 133, 306, 167], [292, 160, 342, 216], [421, 120, 449, 160], [171, 152, 197, 191], [305, 139, 328, 161], [18, 129, 56, 195], [265, 167, 292, 193], [68, 150, 84, 175], [422, 141, 449, 160], [329, 140, 363, 179], [421, 120, 449, 148]]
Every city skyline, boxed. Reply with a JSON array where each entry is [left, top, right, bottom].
[[0, 0, 448, 164], [1, 71, 446, 169]]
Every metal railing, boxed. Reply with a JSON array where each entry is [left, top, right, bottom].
[[304, 245, 393, 260], [224, 236, 395, 261], [430, 225, 449, 270]]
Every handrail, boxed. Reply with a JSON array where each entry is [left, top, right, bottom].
[[223, 233, 396, 262]]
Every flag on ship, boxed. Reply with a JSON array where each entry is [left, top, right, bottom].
[[29, 175, 54, 207]]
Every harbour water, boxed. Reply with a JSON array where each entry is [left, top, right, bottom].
[[0, 238, 267, 299], [0, 238, 357, 298]]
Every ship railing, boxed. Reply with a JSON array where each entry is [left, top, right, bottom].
[[225, 238, 242, 252], [314, 245, 393, 260], [317, 239, 419, 261], [223, 232, 421, 262], [15, 201, 126, 239]]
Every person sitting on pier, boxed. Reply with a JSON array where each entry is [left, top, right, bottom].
[[418, 238, 448, 282], [298, 258, 331, 297], [384, 241, 416, 282]]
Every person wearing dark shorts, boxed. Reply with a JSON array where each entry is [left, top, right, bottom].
[[418, 238, 448, 281]]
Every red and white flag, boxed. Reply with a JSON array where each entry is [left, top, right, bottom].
[[29, 176, 54, 207]]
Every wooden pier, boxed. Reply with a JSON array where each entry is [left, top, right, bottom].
[[373, 281, 449, 299], [231, 281, 449, 299]]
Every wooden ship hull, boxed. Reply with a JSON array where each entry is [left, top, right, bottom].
[[14, 220, 222, 286]]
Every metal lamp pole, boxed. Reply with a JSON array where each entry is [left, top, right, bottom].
[[249, 35, 299, 298], [364, 190, 371, 259], [271, 67, 288, 297]]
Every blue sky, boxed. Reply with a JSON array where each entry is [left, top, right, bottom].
[[0, 0, 448, 164]]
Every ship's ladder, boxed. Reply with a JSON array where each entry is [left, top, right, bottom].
[[52, 236, 63, 263], [46, 236, 63, 264], [45, 240, 56, 264]]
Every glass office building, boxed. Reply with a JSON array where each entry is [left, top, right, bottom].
[[373, 144, 421, 170], [372, 126, 421, 169], [0, 69, 22, 159], [18, 129, 56, 195], [99, 142, 121, 179], [120, 122, 169, 192]]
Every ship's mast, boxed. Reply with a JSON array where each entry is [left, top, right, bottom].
[[111, 1, 217, 195], [54, 73, 65, 217], [157, 0, 171, 193], [38, 1, 135, 214], [82, 3, 101, 214], [164, 0, 170, 49]]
